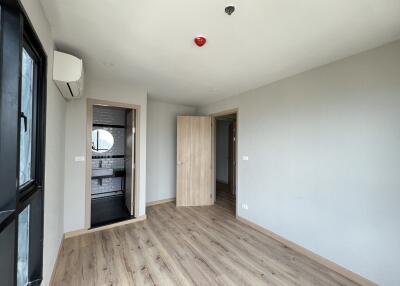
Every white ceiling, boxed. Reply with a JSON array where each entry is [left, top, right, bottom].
[[40, 0, 400, 106]]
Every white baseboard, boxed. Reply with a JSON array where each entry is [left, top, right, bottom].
[[237, 216, 377, 286]]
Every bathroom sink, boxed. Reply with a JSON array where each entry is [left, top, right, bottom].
[[92, 168, 113, 178]]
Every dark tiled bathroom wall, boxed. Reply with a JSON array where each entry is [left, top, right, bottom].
[[92, 106, 127, 196], [93, 106, 125, 125]]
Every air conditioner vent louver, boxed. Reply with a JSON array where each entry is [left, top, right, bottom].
[[53, 51, 84, 99]]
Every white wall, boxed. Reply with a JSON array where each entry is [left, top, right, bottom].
[[63, 78, 147, 232], [20, 1, 67, 285], [216, 120, 230, 183], [146, 100, 196, 203], [199, 40, 400, 286]]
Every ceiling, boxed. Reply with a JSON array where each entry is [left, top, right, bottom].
[[40, 0, 400, 106]]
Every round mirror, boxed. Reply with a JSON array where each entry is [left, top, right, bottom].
[[92, 129, 114, 153]]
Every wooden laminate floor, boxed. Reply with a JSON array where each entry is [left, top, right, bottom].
[[53, 202, 360, 286], [215, 182, 236, 214]]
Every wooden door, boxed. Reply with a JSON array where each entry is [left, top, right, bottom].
[[177, 116, 213, 206], [125, 109, 135, 215]]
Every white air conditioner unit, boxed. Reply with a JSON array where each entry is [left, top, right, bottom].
[[53, 51, 84, 99]]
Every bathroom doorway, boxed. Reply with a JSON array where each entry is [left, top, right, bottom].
[[86, 99, 140, 228]]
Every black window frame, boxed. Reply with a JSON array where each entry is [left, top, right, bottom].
[[0, 0, 47, 285]]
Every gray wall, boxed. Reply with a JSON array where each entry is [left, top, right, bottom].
[[146, 100, 196, 203], [91, 107, 126, 197], [21, 0, 67, 284], [216, 120, 230, 183], [199, 40, 400, 286]]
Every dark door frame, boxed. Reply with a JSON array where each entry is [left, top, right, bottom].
[[228, 120, 237, 197]]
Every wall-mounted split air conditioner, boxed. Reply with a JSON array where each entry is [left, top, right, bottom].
[[53, 51, 84, 99]]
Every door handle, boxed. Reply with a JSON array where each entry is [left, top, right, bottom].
[[177, 161, 184, 165], [20, 112, 28, 132]]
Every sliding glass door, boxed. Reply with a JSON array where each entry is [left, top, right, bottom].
[[0, 1, 47, 285]]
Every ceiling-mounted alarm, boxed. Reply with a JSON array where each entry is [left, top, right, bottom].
[[194, 36, 207, 47]]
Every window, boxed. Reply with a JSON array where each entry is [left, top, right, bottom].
[[92, 129, 115, 153], [19, 48, 35, 186], [0, 2, 47, 285], [17, 206, 30, 286]]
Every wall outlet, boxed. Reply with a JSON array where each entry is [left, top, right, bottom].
[[241, 203, 249, 210], [242, 156, 249, 161]]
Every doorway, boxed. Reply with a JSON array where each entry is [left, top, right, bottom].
[[86, 99, 140, 228], [214, 112, 237, 214]]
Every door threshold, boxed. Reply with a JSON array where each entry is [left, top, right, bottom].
[[65, 215, 147, 238], [91, 215, 133, 229]]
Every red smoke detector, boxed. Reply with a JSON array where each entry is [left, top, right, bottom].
[[194, 36, 207, 47]]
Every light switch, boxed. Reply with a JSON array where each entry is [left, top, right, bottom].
[[242, 156, 249, 161], [74, 156, 85, 162]]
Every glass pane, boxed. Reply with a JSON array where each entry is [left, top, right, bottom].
[[17, 205, 30, 286], [92, 129, 114, 153], [19, 48, 34, 185]]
